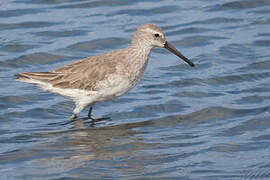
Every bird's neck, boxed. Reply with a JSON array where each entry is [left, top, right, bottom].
[[124, 44, 153, 87], [124, 44, 151, 78], [129, 41, 153, 64]]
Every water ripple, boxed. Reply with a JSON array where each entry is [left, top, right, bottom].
[[0, 53, 70, 69], [1, 0, 270, 179], [0, 21, 59, 31], [207, 0, 270, 11]]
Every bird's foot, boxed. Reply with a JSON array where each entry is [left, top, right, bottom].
[[70, 114, 77, 120], [69, 113, 109, 122], [89, 116, 110, 122]]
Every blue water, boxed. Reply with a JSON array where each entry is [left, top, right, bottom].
[[1, 0, 270, 179]]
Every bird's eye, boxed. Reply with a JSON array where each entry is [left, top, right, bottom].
[[154, 33, 160, 38]]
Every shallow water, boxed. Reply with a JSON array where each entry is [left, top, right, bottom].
[[1, 0, 270, 179]]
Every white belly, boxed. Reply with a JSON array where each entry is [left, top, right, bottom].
[[93, 74, 135, 102]]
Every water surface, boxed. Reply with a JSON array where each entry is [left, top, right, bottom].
[[1, 0, 270, 179]]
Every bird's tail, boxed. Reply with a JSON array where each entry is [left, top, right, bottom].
[[15, 72, 57, 84], [15, 72, 32, 82]]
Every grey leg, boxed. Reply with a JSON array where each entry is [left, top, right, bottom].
[[88, 106, 93, 118], [87, 106, 109, 122]]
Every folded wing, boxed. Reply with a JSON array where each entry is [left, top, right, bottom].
[[16, 52, 118, 91]]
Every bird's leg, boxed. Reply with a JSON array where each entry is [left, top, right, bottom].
[[88, 106, 93, 119], [87, 106, 99, 122], [70, 113, 77, 120], [87, 106, 109, 122], [71, 102, 88, 120]]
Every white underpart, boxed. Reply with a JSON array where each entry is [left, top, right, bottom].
[[19, 72, 134, 115]]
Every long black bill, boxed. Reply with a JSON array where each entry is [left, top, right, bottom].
[[164, 41, 194, 67]]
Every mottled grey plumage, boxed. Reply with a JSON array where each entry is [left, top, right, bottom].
[[16, 24, 194, 120]]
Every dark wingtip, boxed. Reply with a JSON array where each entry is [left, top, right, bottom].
[[14, 73, 28, 80], [14, 74, 20, 79]]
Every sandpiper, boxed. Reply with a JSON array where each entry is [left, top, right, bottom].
[[16, 24, 194, 120]]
